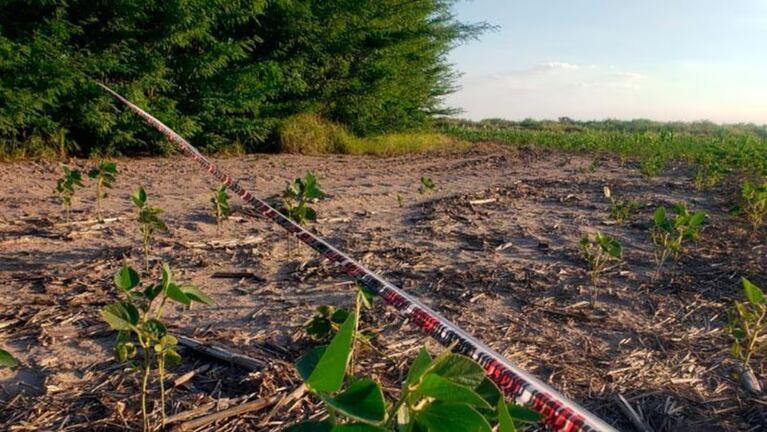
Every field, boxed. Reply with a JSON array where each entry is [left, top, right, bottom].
[[1, 142, 765, 431]]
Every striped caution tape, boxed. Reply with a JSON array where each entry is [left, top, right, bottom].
[[99, 83, 617, 432]]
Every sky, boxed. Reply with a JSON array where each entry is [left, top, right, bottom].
[[445, 0, 767, 123]]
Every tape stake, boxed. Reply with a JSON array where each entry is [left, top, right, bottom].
[[98, 83, 617, 432]]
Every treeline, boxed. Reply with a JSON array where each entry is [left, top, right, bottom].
[[438, 118, 767, 139], [0, 0, 487, 158]]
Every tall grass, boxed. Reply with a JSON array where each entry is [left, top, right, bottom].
[[278, 113, 462, 156]]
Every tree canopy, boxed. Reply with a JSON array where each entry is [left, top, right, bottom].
[[0, 0, 488, 157]]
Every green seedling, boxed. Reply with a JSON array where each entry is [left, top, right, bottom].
[[397, 193, 404, 208], [650, 203, 706, 279], [282, 172, 325, 255], [640, 154, 665, 178], [304, 285, 377, 349], [732, 181, 767, 233], [289, 287, 541, 431], [55, 164, 84, 222], [210, 185, 231, 228], [580, 232, 622, 307], [132, 186, 167, 272], [304, 305, 350, 342], [727, 278, 766, 393], [603, 186, 640, 225], [87, 161, 117, 220], [418, 176, 436, 194], [0, 347, 19, 369], [693, 155, 725, 191], [101, 264, 214, 431]]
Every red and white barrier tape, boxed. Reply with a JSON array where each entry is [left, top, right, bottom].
[[99, 83, 617, 432]]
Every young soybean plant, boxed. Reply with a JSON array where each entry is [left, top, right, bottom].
[[650, 204, 706, 279], [726, 278, 766, 393], [289, 288, 541, 432], [580, 232, 622, 307], [210, 185, 231, 228], [0, 347, 19, 369], [735, 181, 767, 233], [603, 186, 640, 225], [418, 176, 436, 194], [282, 172, 326, 255], [55, 164, 85, 222], [101, 264, 214, 431], [87, 161, 117, 220], [132, 186, 168, 272]]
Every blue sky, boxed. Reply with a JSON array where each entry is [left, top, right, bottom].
[[445, 0, 767, 123]]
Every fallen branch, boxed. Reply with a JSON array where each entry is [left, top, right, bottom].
[[171, 394, 280, 432], [258, 385, 308, 427], [177, 335, 266, 371]]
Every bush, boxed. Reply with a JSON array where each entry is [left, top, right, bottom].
[[279, 113, 462, 156], [278, 114, 357, 154]]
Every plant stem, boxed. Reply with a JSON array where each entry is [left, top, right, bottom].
[[143, 227, 150, 273], [141, 346, 151, 432], [743, 308, 765, 367], [158, 355, 167, 427]]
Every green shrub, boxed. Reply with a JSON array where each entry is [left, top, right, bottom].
[[278, 113, 358, 155], [278, 114, 462, 156]]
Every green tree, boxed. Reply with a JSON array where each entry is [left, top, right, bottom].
[[0, 0, 487, 156]]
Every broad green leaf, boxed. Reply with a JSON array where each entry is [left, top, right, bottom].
[[180, 285, 215, 305], [306, 311, 357, 393], [102, 162, 117, 173], [743, 278, 765, 305], [132, 186, 147, 207], [322, 378, 386, 423], [143, 319, 167, 339], [101, 302, 139, 330], [505, 403, 544, 423], [296, 346, 327, 381], [405, 348, 433, 389], [414, 402, 491, 432], [497, 399, 516, 432], [304, 317, 332, 340], [689, 211, 706, 227], [144, 284, 163, 301], [287, 421, 333, 432], [305, 206, 317, 221], [473, 378, 502, 410], [427, 354, 486, 388], [413, 374, 490, 408], [331, 425, 387, 432], [165, 348, 182, 365], [166, 283, 191, 305], [331, 308, 350, 324], [653, 207, 666, 226], [0, 348, 19, 369], [114, 266, 140, 292]]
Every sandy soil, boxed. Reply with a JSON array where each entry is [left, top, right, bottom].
[[0, 143, 765, 431]]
